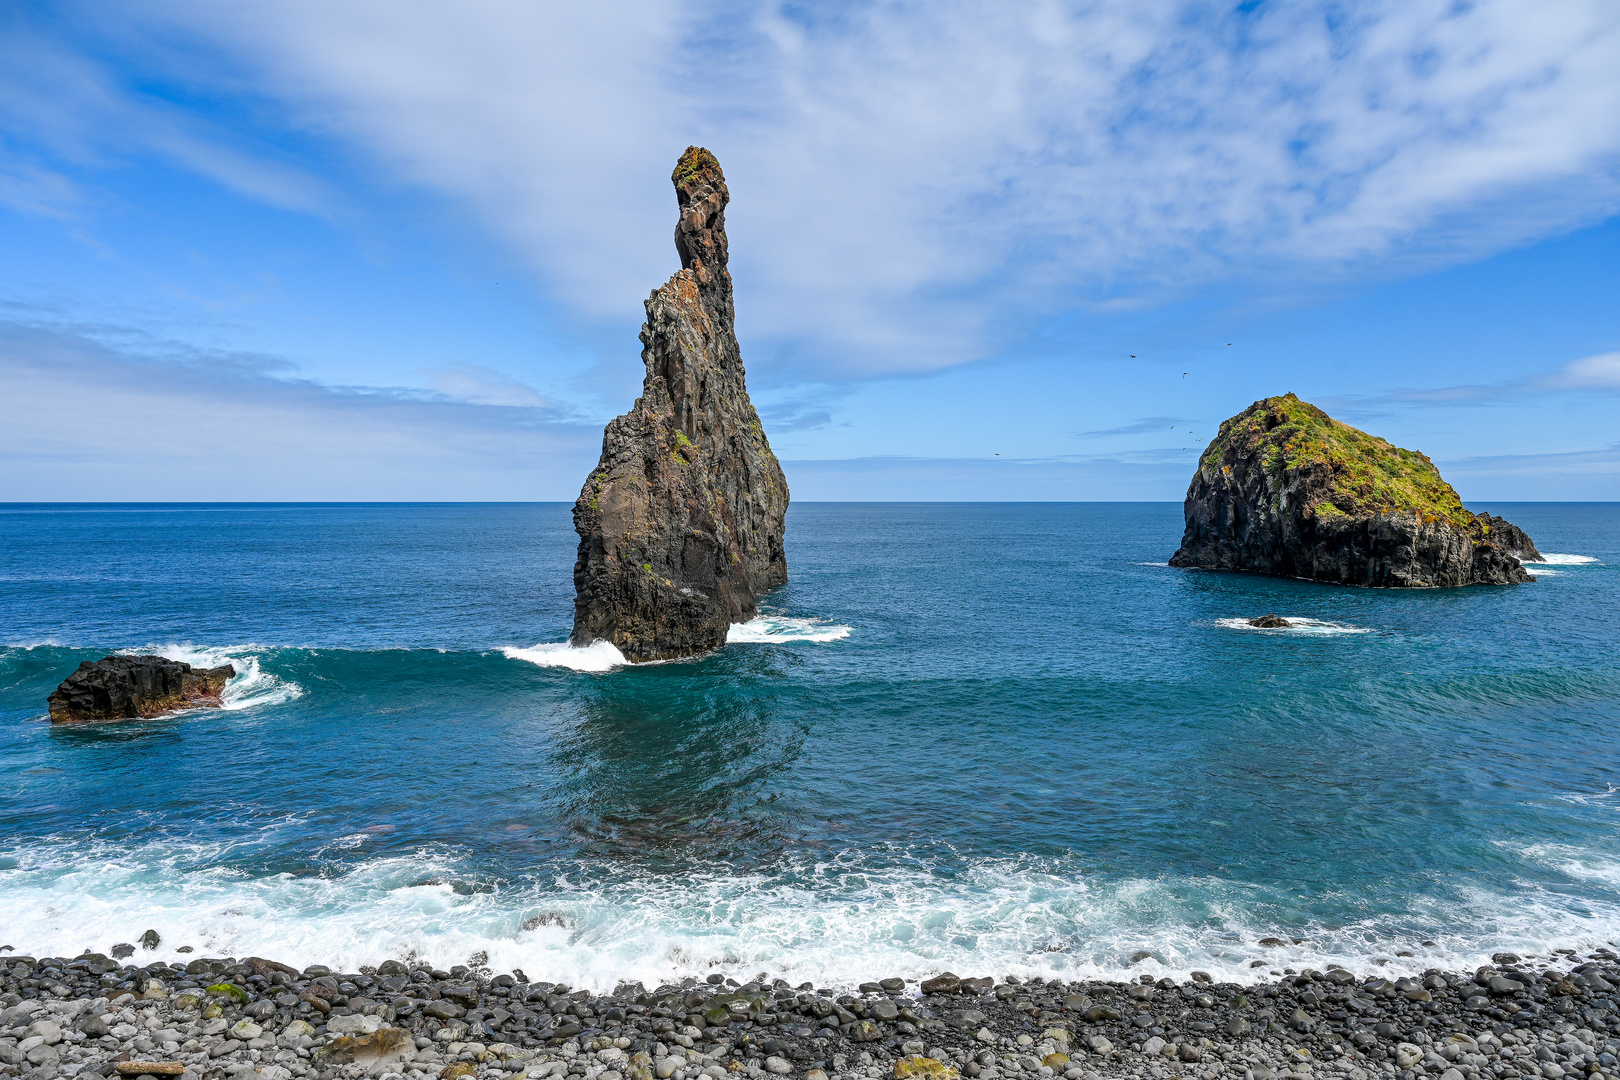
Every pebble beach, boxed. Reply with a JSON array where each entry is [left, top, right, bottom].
[[6, 947, 1620, 1080]]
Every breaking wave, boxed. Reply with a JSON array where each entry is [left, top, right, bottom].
[[726, 616, 852, 644], [6, 836, 1620, 993], [121, 644, 302, 711], [502, 641, 629, 673]]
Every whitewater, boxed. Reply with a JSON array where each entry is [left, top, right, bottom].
[[2, 501, 1618, 991]]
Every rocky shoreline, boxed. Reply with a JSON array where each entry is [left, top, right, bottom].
[[5, 949, 1620, 1080]]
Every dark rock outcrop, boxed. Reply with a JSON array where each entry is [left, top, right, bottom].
[[1248, 615, 1292, 628], [569, 147, 789, 662], [1170, 394, 1540, 587], [47, 655, 235, 722]]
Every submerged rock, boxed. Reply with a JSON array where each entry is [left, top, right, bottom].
[[570, 147, 789, 662], [1248, 614, 1292, 628], [1170, 394, 1541, 587], [46, 655, 235, 722]]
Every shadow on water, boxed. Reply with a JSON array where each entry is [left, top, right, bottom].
[[542, 647, 815, 866], [46, 716, 190, 746]]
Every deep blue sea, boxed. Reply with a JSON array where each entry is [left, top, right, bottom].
[[1, 502, 1617, 989]]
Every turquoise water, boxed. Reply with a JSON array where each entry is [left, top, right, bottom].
[[1, 502, 1617, 988]]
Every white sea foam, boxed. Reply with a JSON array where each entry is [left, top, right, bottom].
[[726, 615, 852, 644], [502, 620, 848, 672], [502, 641, 629, 672], [121, 644, 302, 711], [6, 836, 1620, 992], [1214, 617, 1373, 635], [1524, 553, 1599, 565]]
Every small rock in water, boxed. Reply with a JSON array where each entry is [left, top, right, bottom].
[[47, 654, 236, 722], [140, 928, 161, 949], [1248, 615, 1292, 628]]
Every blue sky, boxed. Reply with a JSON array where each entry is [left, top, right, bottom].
[[2, 0, 1618, 501]]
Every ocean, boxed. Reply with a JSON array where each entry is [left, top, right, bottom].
[[0, 501, 1616, 989]]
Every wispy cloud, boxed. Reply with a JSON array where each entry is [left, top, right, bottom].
[[13, 0, 1615, 381], [1341, 350, 1620, 408], [0, 316, 597, 500], [0, 10, 337, 219], [1075, 416, 1189, 438], [425, 362, 558, 409], [754, 391, 853, 433], [782, 454, 1192, 501], [1436, 441, 1620, 499], [1548, 351, 1620, 391]]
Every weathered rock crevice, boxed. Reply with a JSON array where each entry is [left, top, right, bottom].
[[570, 147, 788, 661], [1170, 394, 1539, 588]]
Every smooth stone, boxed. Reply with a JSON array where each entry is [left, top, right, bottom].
[[28, 1021, 63, 1046]]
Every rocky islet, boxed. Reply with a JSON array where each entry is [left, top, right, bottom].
[[1170, 395, 1541, 588], [5, 949, 1620, 1080]]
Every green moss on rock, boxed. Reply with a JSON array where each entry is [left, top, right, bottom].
[[672, 146, 721, 190], [1201, 393, 1471, 528]]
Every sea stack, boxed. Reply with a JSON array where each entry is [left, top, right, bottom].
[[1170, 394, 1541, 587], [47, 655, 236, 722], [570, 147, 789, 662]]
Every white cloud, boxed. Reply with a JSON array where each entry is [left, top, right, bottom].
[[427, 361, 556, 408], [0, 14, 336, 218], [1551, 351, 1620, 390], [1337, 349, 1620, 407], [22, 0, 1620, 378], [0, 318, 598, 500]]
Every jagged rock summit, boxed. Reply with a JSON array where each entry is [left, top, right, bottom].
[[47, 654, 236, 722], [1170, 394, 1541, 587], [570, 147, 788, 662]]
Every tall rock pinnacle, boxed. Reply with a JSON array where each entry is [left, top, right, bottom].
[[569, 147, 789, 661]]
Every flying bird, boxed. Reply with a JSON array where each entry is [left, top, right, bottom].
[[1183, 372, 1188, 377]]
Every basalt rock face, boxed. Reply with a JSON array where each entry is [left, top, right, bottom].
[[47, 654, 235, 722], [570, 147, 789, 662], [1170, 394, 1540, 588]]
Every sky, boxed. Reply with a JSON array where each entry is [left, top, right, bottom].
[[1, 0, 1618, 501]]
